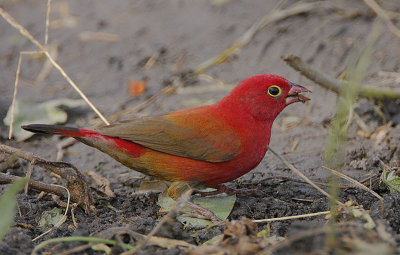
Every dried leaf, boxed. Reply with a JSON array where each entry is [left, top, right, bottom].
[[189, 218, 263, 255], [371, 123, 392, 146], [280, 115, 301, 131], [87, 171, 115, 198], [351, 207, 376, 229], [127, 80, 146, 96]]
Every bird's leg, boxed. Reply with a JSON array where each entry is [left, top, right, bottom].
[[195, 184, 260, 197], [168, 182, 221, 222], [184, 202, 221, 222]]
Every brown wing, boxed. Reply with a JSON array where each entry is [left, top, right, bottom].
[[95, 110, 241, 163]]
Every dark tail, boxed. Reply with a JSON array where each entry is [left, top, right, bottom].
[[22, 124, 93, 137]]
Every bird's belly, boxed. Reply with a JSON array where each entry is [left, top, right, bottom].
[[86, 135, 268, 187], [128, 146, 268, 187]]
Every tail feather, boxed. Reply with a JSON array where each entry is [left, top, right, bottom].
[[22, 124, 92, 137]]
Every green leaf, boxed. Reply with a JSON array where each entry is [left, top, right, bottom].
[[157, 190, 236, 228], [37, 207, 66, 229], [4, 98, 86, 141], [380, 170, 400, 193], [202, 234, 223, 245], [0, 178, 27, 241]]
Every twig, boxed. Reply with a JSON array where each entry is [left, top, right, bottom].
[[8, 51, 37, 139], [322, 166, 383, 202], [56, 137, 77, 161], [0, 7, 109, 125], [267, 146, 344, 207], [32, 236, 135, 255], [93, 227, 194, 250], [196, 1, 329, 74], [283, 55, 400, 99], [362, 0, 400, 39], [24, 159, 36, 194], [253, 210, 331, 223], [0, 172, 67, 198], [0, 143, 92, 212], [45, 0, 51, 45]]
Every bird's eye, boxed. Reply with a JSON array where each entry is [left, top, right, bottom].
[[267, 85, 282, 97]]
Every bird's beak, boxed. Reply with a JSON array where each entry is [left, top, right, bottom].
[[285, 81, 311, 105]]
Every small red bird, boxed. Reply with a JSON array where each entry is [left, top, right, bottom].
[[23, 74, 309, 220]]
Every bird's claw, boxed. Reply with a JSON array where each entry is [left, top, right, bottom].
[[186, 201, 222, 222]]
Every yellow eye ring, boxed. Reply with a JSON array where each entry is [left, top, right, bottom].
[[267, 85, 282, 97]]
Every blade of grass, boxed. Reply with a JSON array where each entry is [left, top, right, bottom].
[[0, 178, 27, 241], [32, 236, 135, 255], [324, 19, 382, 251]]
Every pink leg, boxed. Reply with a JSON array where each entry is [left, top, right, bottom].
[[194, 184, 260, 197], [186, 201, 221, 222]]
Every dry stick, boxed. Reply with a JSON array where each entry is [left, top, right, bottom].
[[246, 176, 352, 189], [0, 172, 67, 198], [8, 51, 37, 139], [94, 227, 194, 251], [8, 50, 22, 139], [267, 146, 344, 207], [322, 166, 383, 202], [32, 184, 71, 242], [283, 55, 400, 99], [253, 210, 331, 223], [0, 7, 110, 126], [24, 159, 36, 194], [35, 44, 58, 84], [195, 1, 328, 74], [322, 166, 384, 215], [363, 0, 400, 39], [56, 138, 77, 161], [45, 0, 51, 45], [0, 143, 92, 212], [254, 205, 363, 224], [9, 50, 56, 139]]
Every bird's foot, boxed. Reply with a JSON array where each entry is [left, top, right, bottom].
[[194, 184, 260, 197], [185, 201, 221, 222]]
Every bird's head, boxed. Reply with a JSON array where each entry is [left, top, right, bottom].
[[220, 74, 310, 121]]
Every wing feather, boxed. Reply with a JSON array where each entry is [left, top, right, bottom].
[[96, 111, 241, 163]]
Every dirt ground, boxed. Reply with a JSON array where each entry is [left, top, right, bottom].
[[1, 0, 400, 254]]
